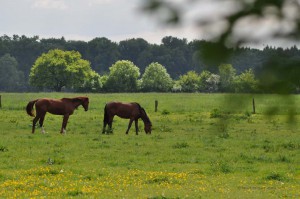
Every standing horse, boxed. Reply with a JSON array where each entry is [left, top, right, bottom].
[[102, 102, 152, 135], [26, 97, 89, 134]]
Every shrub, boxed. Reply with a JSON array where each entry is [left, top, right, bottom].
[[265, 172, 287, 182], [0, 146, 8, 152], [67, 190, 83, 196], [161, 109, 170, 115], [210, 108, 223, 118]]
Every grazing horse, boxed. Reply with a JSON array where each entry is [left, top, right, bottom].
[[102, 102, 152, 135], [26, 97, 89, 134]]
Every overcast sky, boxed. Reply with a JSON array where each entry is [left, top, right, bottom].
[[0, 0, 298, 48], [0, 0, 202, 44]]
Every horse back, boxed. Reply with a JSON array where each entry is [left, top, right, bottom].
[[35, 98, 68, 115], [106, 102, 140, 119]]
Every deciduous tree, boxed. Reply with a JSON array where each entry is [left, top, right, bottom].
[[141, 62, 173, 92], [219, 64, 236, 92], [0, 54, 24, 91], [234, 69, 258, 93], [105, 60, 140, 92], [29, 49, 98, 92], [178, 71, 200, 92]]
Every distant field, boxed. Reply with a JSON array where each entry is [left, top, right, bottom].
[[0, 93, 299, 198]]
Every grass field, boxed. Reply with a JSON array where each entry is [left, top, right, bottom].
[[0, 93, 299, 198]]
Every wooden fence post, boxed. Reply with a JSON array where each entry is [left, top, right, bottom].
[[0, 95, 2, 108], [252, 98, 255, 114], [155, 100, 158, 112]]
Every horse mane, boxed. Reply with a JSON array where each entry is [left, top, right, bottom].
[[61, 97, 72, 101], [72, 97, 82, 102], [135, 103, 152, 125], [62, 97, 85, 103], [61, 97, 85, 109]]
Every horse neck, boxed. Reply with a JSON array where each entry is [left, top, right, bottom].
[[72, 98, 82, 108], [141, 113, 151, 126]]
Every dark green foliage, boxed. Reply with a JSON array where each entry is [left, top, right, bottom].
[[265, 172, 287, 182], [0, 146, 8, 152], [282, 141, 300, 150], [87, 37, 119, 73], [67, 190, 83, 196], [161, 109, 170, 115], [172, 142, 189, 149], [0, 54, 24, 91], [210, 109, 227, 118], [2, 34, 300, 93], [210, 160, 233, 174], [146, 176, 170, 184]]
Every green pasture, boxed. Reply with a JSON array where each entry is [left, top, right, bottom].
[[0, 93, 299, 198]]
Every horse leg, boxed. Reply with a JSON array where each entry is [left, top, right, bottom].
[[102, 118, 108, 134], [135, 119, 139, 135], [107, 116, 114, 134], [32, 116, 40, 134], [39, 113, 46, 134], [102, 122, 107, 134], [61, 114, 69, 134], [126, 119, 134, 134]]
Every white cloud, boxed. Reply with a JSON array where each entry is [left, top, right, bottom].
[[31, 0, 68, 10], [0, 0, 297, 49], [86, 0, 127, 6]]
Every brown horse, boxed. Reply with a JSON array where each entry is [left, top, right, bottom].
[[26, 97, 89, 134], [102, 102, 152, 135]]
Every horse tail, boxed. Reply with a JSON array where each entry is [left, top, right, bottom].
[[26, 99, 39, 117], [103, 104, 109, 123]]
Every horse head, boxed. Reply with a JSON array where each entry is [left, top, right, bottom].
[[80, 97, 89, 111], [144, 123, 152, 134]]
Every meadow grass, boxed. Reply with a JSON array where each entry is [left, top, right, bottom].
[[0, 93, 299, 198]]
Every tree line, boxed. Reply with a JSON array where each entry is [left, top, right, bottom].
[[0, 34, 300, 93]]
